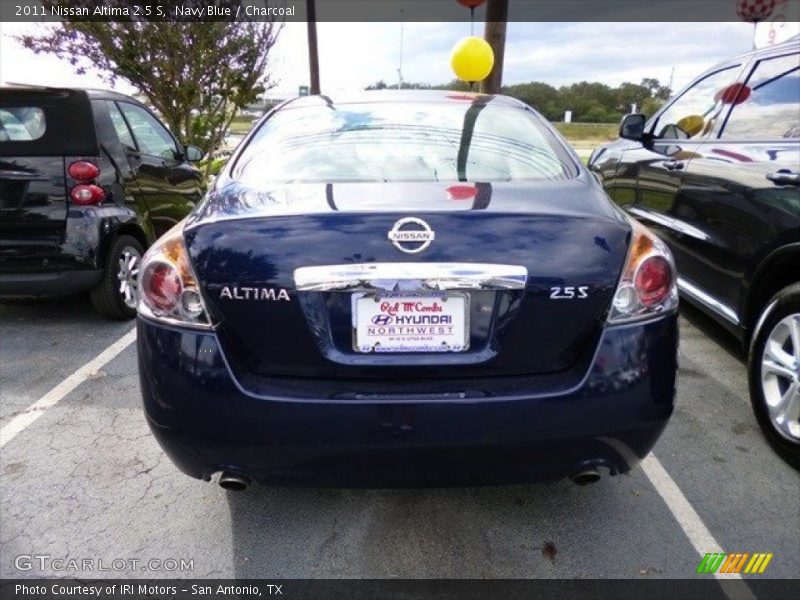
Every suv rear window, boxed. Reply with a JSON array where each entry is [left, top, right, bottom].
[[234, 99, 576, 184], [0, 107, 46, 141], [0, 89, 97, 157]]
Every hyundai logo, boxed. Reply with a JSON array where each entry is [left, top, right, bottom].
[[371, 314, 393, 325]]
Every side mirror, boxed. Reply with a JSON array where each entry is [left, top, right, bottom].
[[184, 145, 204, 162], [619, 113, 647, 142]]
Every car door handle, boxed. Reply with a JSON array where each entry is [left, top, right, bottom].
[[664, 159, 685, 171], [766, 170, 800, 185], [0, 169, 45, 181]]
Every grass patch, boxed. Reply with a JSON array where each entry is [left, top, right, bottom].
[[554, 122, 618, 143], [200, 156, 228, 177], [229, 116, 256, 134]]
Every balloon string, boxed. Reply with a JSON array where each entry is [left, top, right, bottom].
[[470, 7, 474, 36]]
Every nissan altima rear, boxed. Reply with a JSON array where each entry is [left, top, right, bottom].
[[136, 91, 679, 489]]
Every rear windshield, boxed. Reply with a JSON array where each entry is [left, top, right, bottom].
[[0, 90, 97, 157], [234, 99, 576, 184], [0, 107, 46, 141]]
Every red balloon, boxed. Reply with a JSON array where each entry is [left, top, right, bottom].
[[457, 0, 487, 8], [716, 83, 752, 105], [736, 0, 776, 23]]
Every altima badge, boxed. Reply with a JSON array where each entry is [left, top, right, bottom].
[[388, 217, 435, 254], [220, 286, 290, 301]]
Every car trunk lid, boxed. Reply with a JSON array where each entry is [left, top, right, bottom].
[[186, 180, 631, 379]]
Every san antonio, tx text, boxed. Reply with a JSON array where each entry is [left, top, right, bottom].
[[15, 584, 280, 596]]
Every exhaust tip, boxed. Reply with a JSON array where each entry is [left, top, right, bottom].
[[219, 472, 251, 491], [570, 469, 601, 486]]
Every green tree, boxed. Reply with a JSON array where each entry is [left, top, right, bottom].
[[641, 77, 672, 101], [365, 81, 432, 90], [364, 75, 672, 124], [19, 1, 281, 178], [641, 97, 667, 118], [431, 79, 474, 92], [615, 82, 652, 113], [501, 82, 563, 120], [559, 81, 620, 122]]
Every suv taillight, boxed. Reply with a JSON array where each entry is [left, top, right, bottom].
[[70, 184, 105, 205], [138, 221, 212, 329], [607, 218, 678, 324], [68, 161, 100, 181], [68, 160, 105, 205]]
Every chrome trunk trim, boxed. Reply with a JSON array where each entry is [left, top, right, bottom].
[[294, 262, 528, 292]]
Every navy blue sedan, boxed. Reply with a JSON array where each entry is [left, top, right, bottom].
[[136, 91, 679, 490]]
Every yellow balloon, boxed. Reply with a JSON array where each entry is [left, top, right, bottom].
[[450, 36, 495, 83], [676, 114, 705, 138]]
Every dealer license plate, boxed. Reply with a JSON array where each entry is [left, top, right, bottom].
[[353, 293, 469, 353]]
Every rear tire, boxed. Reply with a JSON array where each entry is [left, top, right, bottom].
[[90, 235, 144, 320], [748, 283, 800, 469]]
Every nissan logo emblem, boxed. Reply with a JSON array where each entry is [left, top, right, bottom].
[[387, 217, 435, 254]]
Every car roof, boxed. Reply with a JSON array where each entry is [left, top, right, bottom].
[[0, 84, 141, 104], [84, 88, 141, 102], [751, 37, 800, 59], [716, 37, 799, 65], [282, 89, 527, 111], [672, 38, 799, 97]]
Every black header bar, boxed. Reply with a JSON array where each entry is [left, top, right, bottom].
[[2, 578, 800, 600], [2, 0, 799, 22]]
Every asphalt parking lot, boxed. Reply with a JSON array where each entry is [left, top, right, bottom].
[[0, 295, 798, 585]]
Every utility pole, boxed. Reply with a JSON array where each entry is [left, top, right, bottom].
[[667, 66, 675, 97], [398, 9, 404, 89], [307, 0, 320, 95], [481, 0, 508, 94]]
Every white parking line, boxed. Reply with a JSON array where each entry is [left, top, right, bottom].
[[641, 453, 756, 600], [0, 327, 137, 448]]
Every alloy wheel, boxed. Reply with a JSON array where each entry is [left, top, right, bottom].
[[761, 313, 800, 441], [116, 246, 142, 309]]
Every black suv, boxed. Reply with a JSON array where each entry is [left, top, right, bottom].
[[0, 87, 204, 319], [589, 40, 799, 467]]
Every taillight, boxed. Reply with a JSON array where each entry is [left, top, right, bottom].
[[607, 218, 678, 323], [70, 184, 105, 205], [141, 263, 182, 311], [635, 256, 672, 307], [138, 221, 212, 328], [68, 160, 105, 205], [68, 161, 100, 182]]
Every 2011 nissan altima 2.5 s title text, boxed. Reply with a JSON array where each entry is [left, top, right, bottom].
[[135, 91, 679, 490]]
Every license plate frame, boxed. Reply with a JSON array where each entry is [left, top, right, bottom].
[[352, 291, 470, 354]]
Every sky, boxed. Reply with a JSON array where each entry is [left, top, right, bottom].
[[0, 21, 764, 100]]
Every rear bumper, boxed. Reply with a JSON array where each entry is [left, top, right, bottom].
[[0, 269, 102, 296], [0, 204, 149, 298], [137, 313, 679, 487]]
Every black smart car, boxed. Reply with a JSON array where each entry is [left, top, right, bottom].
[[0, 86, 205, 319], [589, 40, 799, 467]]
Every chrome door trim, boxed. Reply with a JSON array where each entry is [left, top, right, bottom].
[[669, 218, 710, 241], [294, 262, 528, 292], [628, 207, 709, 240], [677, 277, 740, 325], [627, 206, 675, 230]]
